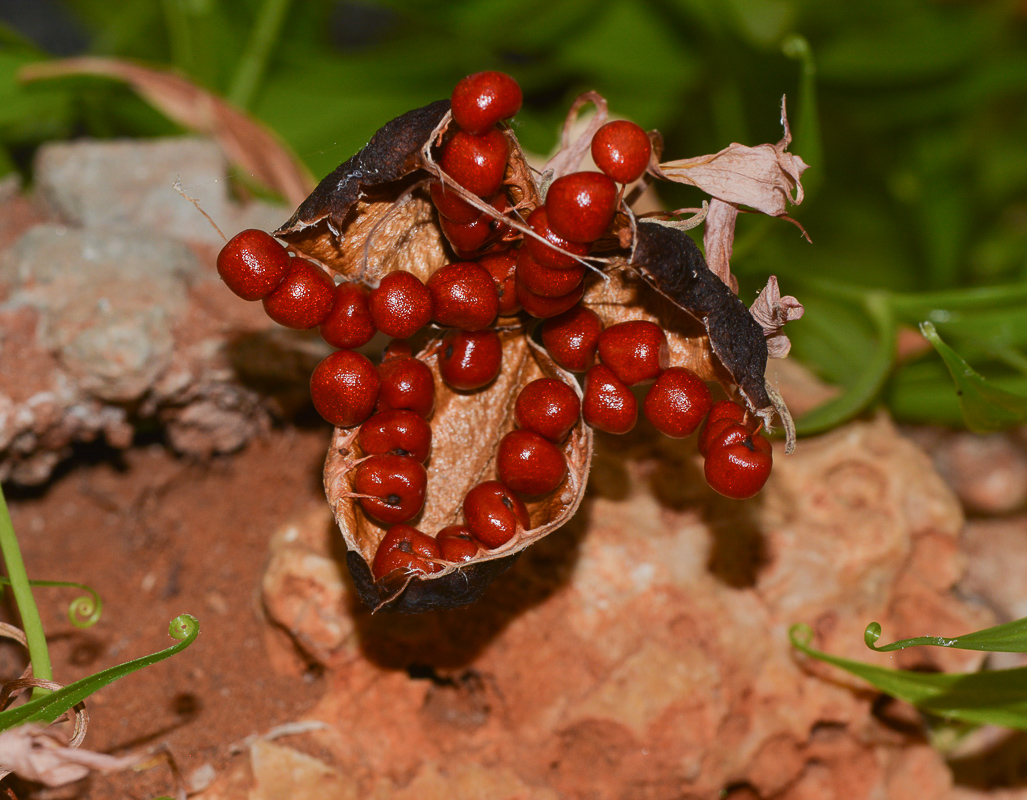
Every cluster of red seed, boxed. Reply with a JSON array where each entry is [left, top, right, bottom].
[[215, 70, 774, 585]]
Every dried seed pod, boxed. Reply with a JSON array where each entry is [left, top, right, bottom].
[[324, 332, 592, 613]]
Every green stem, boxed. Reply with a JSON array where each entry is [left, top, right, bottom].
[[227, 0, 293, 110], [0, 483, 53, 695]]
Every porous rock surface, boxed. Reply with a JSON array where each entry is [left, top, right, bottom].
[[0, 137, 312, 484], [247, 414, 998, 800]]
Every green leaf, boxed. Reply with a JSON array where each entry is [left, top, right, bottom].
[[790, 624, 1027, 730], [0, 615, 199, 732], [794, 290, 896, 434], [865, 617, 1027, 654], [920, 320, 1027, 432]]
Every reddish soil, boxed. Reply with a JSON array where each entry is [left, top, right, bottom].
[[3, 427, 331, 799]]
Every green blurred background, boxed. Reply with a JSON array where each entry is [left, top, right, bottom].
[[2, 0, 1026, 433]]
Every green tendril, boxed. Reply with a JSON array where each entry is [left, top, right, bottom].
[[0, 577, 103, 628]]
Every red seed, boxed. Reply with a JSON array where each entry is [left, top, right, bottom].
[[597, 320, 669, 386], [262, 259, 336, 329], [353, 454, 427, 525], [377, 356, 436, 418], [439, 213, 495, 253], [310, 350, 380, 428], [436, 525, 481, 563], [515, 272, 584, 319], [427, 262, 499, 330], [216, 229, 291, 301], [450, 71, 523, 135], [582, 363, 637, 434], [523, 207, 591, 271], [514, 378, 581, 443], [438, 329, 502, 391], [462, 480, 531, 548], [642, 368, 712, 438], [540, 305, 603, 372], [358, 409, 432, 462], [319, 282, 376, 350], [703, 424, 773, 499], [545, 171, 618, 243], [496, 429, 567, 496], [430, 180, 481, 224], [590, 120, 652, 184], [698, 400, 748, 457], [515, 247, 585, 298], [439, 129, 510, 198], [371, 524, 443, 580], [368, 271, 433, 339], [477, 250, 521, 316]]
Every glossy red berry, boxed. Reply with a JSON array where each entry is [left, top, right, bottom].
[[523, 207, 591, 271], [545, 171, 618, 243], [309, 350, 380, 428], [439, 213, 495, 253], [451, 71, 523, 135], [427, 262, 499, 330], [597, 320, 669, 386], [477, 250, 520, 315], [368, 271, 433, 339], [515, 247, 585, 298], [462, 480, 531, 548], [515, 378, 580, 443], [642, 368, 712, 438], [262, 259, 336, 329], [216, 229, 291, 300], [371, 524, 442, 581], [353, 454, 427, 525], [430, 180, 480, 224], [515, 272, 584, 319], [318, 282, 376, 350], [377, 356, 436, 418], [540, 305, 603, 372], [358, 409, 432, 462], [382, 339, 413, 362], [496, 429, 567, 496], [438, 329, 502, 390], [698, 400, 748, 457], [436, 525, 481, 563], [440, 129, 510, 198], [582, 363, 637, 434], [590, 120, 652, 184], [703, 424, 773, 499]]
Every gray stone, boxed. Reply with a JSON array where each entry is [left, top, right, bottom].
[[34, 138, 232, 245]]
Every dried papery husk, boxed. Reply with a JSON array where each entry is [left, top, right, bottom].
[[324, 331, 592, 613], [278, 182, 449, 284]]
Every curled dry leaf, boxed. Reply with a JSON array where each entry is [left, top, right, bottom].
[[264, 85, 805, 611], [19, 57, 314, 206], [654, 97, 809, 218], [701, 198, 740, 291], [324, 331, 592, 613], [751, 275, 805, 359], [0, 725, 141, 788]]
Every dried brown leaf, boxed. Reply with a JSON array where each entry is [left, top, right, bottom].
[[19, 57, 314, 206], [324, 331, 592, 612], [655, 98, 808, 217]]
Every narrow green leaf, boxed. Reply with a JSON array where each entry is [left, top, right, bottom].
[[790, 624, 1027, 730], [0, 615, 199, 732], [865, 617, 1027, 654], [795, 292, 896, 434], [920, 321, 1027, 432]]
